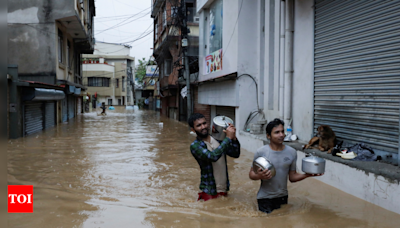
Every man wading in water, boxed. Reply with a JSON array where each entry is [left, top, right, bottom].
[[249, 118, 323, 213], [100, 102, 107, 115], [188, 113, 241, 201]]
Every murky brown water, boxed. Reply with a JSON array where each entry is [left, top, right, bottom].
[[8, 107, 400, 227]]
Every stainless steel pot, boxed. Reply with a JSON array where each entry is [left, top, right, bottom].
[[302, 155, 326, 174], [253, 157, 276, 177], [212, 116, 234, 141]]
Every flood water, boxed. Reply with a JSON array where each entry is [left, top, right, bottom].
[[8, 108, 400, 227]]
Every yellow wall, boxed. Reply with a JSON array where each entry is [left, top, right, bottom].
[[83, 70, 114, 97]]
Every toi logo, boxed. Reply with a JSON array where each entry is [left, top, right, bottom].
[[8, 185, 33, 213]]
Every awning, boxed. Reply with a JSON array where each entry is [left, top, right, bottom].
[[22, 88, 65, 101], [75, 87, 81, 95], [57, 80, 87, 90], [67, 85, 76, 94]]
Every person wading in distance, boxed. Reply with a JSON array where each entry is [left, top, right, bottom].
[[249, 118, 323, 213], [188, 113, 241, 201]]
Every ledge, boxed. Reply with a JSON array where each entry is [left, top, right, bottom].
[[58, 63, 66, 70], [239, 130, 400, 182]]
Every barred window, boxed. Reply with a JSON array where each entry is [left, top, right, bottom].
[[88, 77, 110, 87]]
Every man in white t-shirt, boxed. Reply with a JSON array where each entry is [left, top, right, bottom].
[[249, 118, 323, 213]]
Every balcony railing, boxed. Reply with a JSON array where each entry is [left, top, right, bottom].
[[151, 0, 163, 18], [160, 76, 169, 89]]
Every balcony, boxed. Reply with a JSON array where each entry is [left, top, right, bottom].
[[58, 0, 95, 53], [151, 0, 163, 18], [160, 76, 169, 89]]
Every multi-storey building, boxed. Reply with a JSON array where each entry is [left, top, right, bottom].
[[82, 42, 135, 108], [152, 0, 203, 121], [7, 0, 95, 138]]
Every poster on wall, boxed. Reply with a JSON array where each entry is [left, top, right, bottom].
[[204, 49, 222, 75]]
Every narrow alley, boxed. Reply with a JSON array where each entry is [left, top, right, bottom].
[[7, 108, 400, 227]]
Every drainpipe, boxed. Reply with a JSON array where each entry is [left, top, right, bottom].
[[283, 0, 294, 124], [279, 0, 285, 120]]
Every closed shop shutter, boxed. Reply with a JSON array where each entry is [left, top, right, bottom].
[[24, 103, 43, 136], [68, 96, 75, 119], [216, 106, 236, 122], [77, 97, 82, 114], [314, 1, 400, 153], [62, 98, 68, 122], [45, 102, 56, 129]]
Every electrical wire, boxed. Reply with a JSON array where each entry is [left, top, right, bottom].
[[222, 0, 244, 59], [237, 73, 259, 111], [95, 7, 151, 35], [237, 73, 262, 131], [95, 12, 150, 35]]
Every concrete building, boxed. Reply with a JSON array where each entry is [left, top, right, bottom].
[[137, 65, 159, 110], [196, 0, 400, 214], [152, 0, 202, 121], [82, 42, 135, 108], [7, 0, 95, 138]]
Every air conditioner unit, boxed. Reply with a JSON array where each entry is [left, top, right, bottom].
[[194, 17, 200, 22]]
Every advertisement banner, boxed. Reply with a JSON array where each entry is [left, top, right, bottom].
[[146, 65, 159, 77], [204, 49, 222, 75]]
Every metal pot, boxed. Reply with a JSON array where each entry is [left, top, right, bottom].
[[212, 116, 234, 141], [302, 154, 326, 174], [253, 157, 276, 177]]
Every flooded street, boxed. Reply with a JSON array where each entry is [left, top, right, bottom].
[[8, 108, 400, 228]]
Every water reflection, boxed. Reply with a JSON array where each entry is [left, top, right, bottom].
[[8, 108, 400, 228]]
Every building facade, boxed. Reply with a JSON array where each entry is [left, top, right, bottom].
[[82, 42, 135, 108], [7, 0, 95, 138], [152, 0, 201, 121], [196, 0, 400, 214]]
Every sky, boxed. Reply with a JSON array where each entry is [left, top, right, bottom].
[[94, 0, 154, 64]]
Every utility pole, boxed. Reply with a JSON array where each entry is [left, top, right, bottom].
[[182, 0, 192, 120]]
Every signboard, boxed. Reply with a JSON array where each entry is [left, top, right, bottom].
[[146, 65, 159, 77], [181, 86, 187, 98], [204, 49, 222, 75]]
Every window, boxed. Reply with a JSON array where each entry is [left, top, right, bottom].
[[67, 41, 71, 68], [108, 99, 113, 105], [88, 77, 110, 87], [116, 78, 119, 88], [186, 3, 195, 22], [155, 19, 158, 40], [164, 59, 172, 76], [208, 0, 223, 53], [171, 6, 178, 18], [75, 52, 81, 84], [58, 29, 63, 63], [163, 5, 167, 28], [161, 64, 166, 77], [122, 77, 125, 92]]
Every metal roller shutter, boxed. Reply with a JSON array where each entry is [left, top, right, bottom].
[[62, 98, 68, 122], [314, 0, 400, 153], [68, 96, 75, 119], [24, 103, 43, 136], [45, 102, 56, 129], [216, 106, 236, 122]]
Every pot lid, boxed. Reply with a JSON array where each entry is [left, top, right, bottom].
[[303, 155, 325, 163], [213, 116, 234, 127]]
